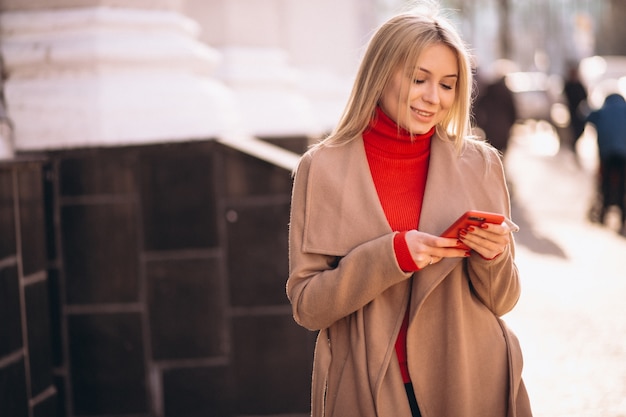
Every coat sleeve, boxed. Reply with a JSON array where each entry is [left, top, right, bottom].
[[467, 244, 521, 316], [466, 148, 521, 317], [286, 152, 412, 331]]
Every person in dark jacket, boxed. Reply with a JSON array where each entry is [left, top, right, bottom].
[[474, 72, 518, 157], [586, 93, 626, 235]]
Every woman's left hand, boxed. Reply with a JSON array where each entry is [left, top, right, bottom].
[[458, 219, 518, 260]]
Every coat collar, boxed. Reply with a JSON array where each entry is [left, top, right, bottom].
[[302, 133, 490, 257]]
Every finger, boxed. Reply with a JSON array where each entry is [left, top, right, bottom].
[[430, 247, 470, 259], [460, 230, 506, 252], [461, 232, 508, 258], [418, 255, 434, 269], [467, 225, 511, 244], [480, 222, 517, 235], [433, 236, 464, 248]]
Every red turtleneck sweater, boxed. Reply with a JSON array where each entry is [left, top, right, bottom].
[[363, 106, 434, 384]]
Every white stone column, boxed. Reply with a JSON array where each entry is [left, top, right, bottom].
[[0, 5, 240, 151], [215, 46, 319, 137], [184, 0, 365, 138]]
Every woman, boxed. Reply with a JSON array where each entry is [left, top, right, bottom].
[[287, 4, 532, 417]]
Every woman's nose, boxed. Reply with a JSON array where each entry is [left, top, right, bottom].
[[422, 83, 440, 104]]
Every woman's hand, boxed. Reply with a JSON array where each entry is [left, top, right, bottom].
[[404, 230, 469, 269], [458, 219, 518, 260]]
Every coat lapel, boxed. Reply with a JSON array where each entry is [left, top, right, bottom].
[[418, 135, 466, 235], [302, 138, 391, 256]]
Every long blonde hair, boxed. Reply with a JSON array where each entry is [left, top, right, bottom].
[[316, 6, 473, 152]]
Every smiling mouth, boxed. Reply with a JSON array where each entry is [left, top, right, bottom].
[[411, 107, 434, 117]]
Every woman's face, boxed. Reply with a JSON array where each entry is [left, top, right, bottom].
[[379, 43, 458, 134]]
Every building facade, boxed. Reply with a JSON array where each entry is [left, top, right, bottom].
[[1, 1, 624, 416]]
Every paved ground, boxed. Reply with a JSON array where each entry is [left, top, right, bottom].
[[502, 122, 626, 417]]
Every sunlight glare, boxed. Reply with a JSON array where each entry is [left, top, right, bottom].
[[523, 120, 560, 156]]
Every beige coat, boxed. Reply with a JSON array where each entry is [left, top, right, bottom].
[[287, 132, 532, 417]]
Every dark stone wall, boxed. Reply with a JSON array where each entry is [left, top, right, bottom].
[[1, 138, 315, 417]]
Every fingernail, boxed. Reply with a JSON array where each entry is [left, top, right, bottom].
[[459, 229, 467, 236], [467, 226, 476, 232], [465, 251, 471, 257], [480, 223, 489, 229]]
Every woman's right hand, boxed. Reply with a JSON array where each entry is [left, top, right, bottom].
[[404, 230, 469, 269]]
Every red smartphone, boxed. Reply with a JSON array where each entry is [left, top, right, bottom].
[[440, 210, 505, 250]]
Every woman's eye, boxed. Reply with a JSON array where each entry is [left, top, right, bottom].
[[412, 78, 453, 90]]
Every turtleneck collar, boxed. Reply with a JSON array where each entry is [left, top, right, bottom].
[[363, 106, 435, 157]]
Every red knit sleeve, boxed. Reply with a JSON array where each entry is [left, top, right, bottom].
[[393, 231, 420, 272]]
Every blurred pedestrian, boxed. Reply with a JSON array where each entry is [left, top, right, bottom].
[[474, 65, 518, 158], [563, 63, 588, 152], [286, 3, 532, 417], [586, 93, 626, 236]]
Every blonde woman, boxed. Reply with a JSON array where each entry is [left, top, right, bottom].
[[287, 3, 532, 417]]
